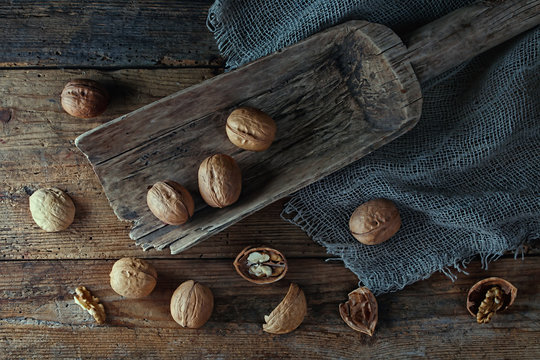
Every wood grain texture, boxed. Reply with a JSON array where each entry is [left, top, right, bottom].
[[0, 69, 327, 260], [75, 20, 422, 254], [0, 0, 221, 68], [404, 0, 540, 83], [1, 257, 538, 359]]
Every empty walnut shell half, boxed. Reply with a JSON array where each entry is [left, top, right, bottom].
[[61, 79, 109, 118], [263, 283, 307, 334], [226, 107, 277, 151], [233, 246, 288, 284], [147, 180, 194, 225], [349, 198, 401, 245], [466, 277, 517, 324], [339, 287, 378, 336]]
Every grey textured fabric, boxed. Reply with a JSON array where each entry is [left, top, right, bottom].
[[207, 1, 540, 294]]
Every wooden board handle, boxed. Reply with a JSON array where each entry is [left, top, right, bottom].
[[404, 0, 539, 83]]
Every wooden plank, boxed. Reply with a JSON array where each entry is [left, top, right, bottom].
[[0, 257, 538, 358], [0, 68, 325, 260], [75, 20, 423, 254], [0, 0, 221, 68], [404, 0, 540, 83]]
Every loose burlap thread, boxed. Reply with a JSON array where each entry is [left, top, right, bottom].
[[207, 0, 540, 294]]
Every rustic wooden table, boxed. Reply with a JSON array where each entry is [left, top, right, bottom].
[[1, 1, 538, 358]]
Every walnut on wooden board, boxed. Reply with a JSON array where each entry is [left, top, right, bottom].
[[147, 180, 194, 225], [61, 79, 109, 118], [109, 258, 157, 298], [170, 280, 214, 329], [198, 154, 242, 208], [226, 107, 277, 151], [29, 188, 76, 232]]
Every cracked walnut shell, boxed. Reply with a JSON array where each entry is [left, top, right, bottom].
[[110, 258, 157, 298], [147, 180, 194, 225], [263, 283, 307, 334], [170, 280, 214, 329], [198, 154, 242, 208], [339, 287, 378, 336], [29, 187, 76, 232], [349, 198, 401, 245], [61, 79, 109, 118], [233, 246, 287, 284], [226, 107, 276, 151], [467, 277, 517, 324]]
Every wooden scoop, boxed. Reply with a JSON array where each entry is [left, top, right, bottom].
[[75, 0, 539, 254]]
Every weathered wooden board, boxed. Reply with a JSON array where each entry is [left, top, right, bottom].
[[75, 0, 540, 254], [0, 0, 221, 68], [76, 20, 423, 254], [0, 69, 325, 260], [1, 257, 538, 358]]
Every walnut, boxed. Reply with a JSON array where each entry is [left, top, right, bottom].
[[339, 287, 378, 336], [263, 283, 307, 334], [61, 79, 109, 118], [109, 258, 157, 298], [73, 286, 106, 324], [29, 188, 76, 232], [147, 180, 194, 225], [467, 277, 517, 324], [198, 154, 242, 208], [349, 198, 401, 245], [233, 246, 287, 284], [226, 107, 277, 151], [170, 280, 214, 329]]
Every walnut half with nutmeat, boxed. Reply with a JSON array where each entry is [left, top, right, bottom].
[[467, 277, 517, 324], [233, 246, 287, 284]]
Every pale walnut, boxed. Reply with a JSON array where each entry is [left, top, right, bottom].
[[466, 277, 517, 324], [170, 280, 214, 329], [263, 283, 307, 334], [73, 286, 106, 324], [29, 188, 76, 232], [147, 180, 194, 225], [109, 258, 157, 298], [61, 79, 109, 118], [339, 287, 378, 336], [226, 107, 277, 151], [198, 154, 242, 208], [233, 246, 287, 284], [349, 198, 401, 245]]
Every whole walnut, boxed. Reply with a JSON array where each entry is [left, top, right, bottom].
[[147, 180, 194, 225], [226, 107, 276, 151], [198, 154, 242, 208], [61, 79, 109, 118], [349, 198, 401, 245], [109, 258, 157, 298], [29, 188, 76, 232], [170, 280, 214, 329]]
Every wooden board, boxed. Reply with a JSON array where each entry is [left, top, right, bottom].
[[0, 68, 327, 260], [75, 20, 423, 254], [1, 257, 538, 358], [0, 0, 221, 68]]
